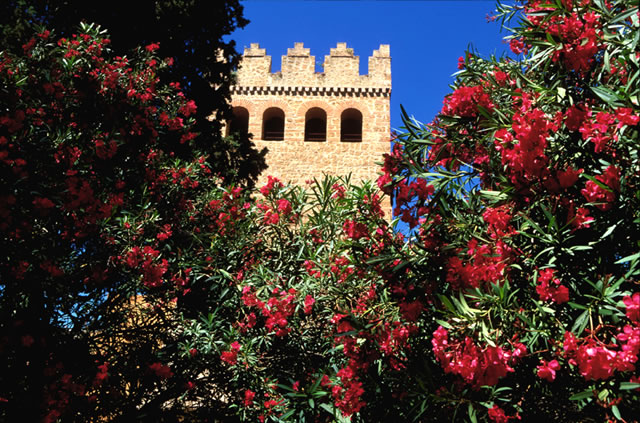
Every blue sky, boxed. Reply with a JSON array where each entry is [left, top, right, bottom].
[[228, 0, 511, 131]]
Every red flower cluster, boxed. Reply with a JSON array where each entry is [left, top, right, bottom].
[[149, 362, 173, 379], [442, 85, 494, 118], [93, 362, 109, 387], [220, 341, 241, 366], [124, 246, 168, 288], [204, 187, 247, 236], [393, 179, 434, 228], [447, 238, 513, 290], [377, 143, 403, 195], [327, 365, 366, 416], [535, 268, 569, 304], [42, 371, 86, 423], [432, 326, 526, 388], [256, 196, 293, 226], [509, 37, 528, 55], [342, 219, 369, 240], [259, 176, 282, 197], [537, 359, 561, 382], [563, 328, 640, 381], [243, 389, 256, 407], [548, 12, 601, 73], [241, 286, 297, 337], [565, 103, 589, 131], [483, 206, 516, 238], [623, 293, 640, 323], [303, 294, 315, 315], [488, 404, 519, 423], [581, 165, 620, 211], [496, 104, 554, 182]]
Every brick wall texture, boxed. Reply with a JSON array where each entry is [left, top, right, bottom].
[[229, 42, 391, 203]]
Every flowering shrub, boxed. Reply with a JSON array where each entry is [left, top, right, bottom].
[[380, 0, 640, 420], [0, 23, 253, 421], [179, 176, 420, 421]]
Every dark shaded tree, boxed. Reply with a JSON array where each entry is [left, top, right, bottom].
[[0, 0, 267, 186]]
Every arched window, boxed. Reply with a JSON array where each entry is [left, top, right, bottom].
[[262, 107, 285, 141], [340, 108, 362, 142], [227, 107, 249, 137], [304, 107, 327, 142]]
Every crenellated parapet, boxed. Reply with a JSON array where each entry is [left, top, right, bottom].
[[233, 42, 391, 95]]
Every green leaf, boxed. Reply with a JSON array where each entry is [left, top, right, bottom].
[[615, 252, 640, 264], [569, 390, 593, 401], [568, 302, 587, 310], [619, 382, 640, 390], [435, 319, 453, 329], [468, 403, 477, 423], [597, 388, 609, 401], [611, 404, 622, 421], [600, 222, 618, 239], [479, 190, 509, 202], [439, 295, 456, 313], [610, 6, 639, 24], [571, 310, 589, 336], [279, 409, 295, 420], [319, 403, 351, 423], [591, 86, 621, 106], [540, 305, 556, 315]]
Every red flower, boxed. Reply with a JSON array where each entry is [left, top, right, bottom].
[[21, 335, 34, 347], [149, 362, 173, 379], [509, 37, 528, 54], [93, 362, 109, 386], [488, 405, 509, 423], [537, 359, 561, 382], [220, 350, 237, 365], [259, 176, 282, 197], [244, 389, 255, 407], [616, 107, 640, 128], [221, 341, 241, 365], [581, 165, 620, 211], [145, 42, 160, 52], [178, 100, 197, 117], [33, 196, 55, 209], [442, 85, 494, 118], [535, 268, 569, 304], [565, 104, 589, 131], [556, 167, 581, 189], [567, 205, 593, 230], [303, 294, 315, 314], [343, 219, 368, 240], [277, 198, 292, 215], [623, 293, 640, 323]]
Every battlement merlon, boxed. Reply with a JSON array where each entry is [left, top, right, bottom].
[[235, 43, 391, 89], [368, 44, 391, 87], [281, 42, 315, 85], [236, 43, 272, 86]]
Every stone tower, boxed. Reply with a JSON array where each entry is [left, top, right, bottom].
[[229, 42, 391, 191]]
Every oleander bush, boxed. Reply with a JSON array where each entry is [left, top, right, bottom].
[[0, 23, 246, 422], [378, 0, 640, 421]]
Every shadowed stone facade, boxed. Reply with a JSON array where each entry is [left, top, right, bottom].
[[229, 42, 391, 208]]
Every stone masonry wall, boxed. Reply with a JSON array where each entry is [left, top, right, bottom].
[[230, 42, 391, 212]]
